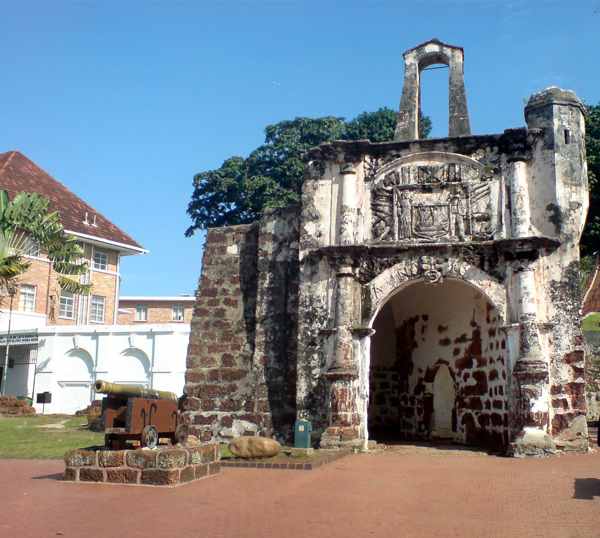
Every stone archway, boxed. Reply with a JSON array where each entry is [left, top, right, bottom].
[[366, 277, 509, 448]]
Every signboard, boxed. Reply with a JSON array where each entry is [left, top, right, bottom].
[[36, 392, 52, 404]]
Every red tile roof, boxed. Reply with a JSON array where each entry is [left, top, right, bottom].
[[0, 151, 144, 252]]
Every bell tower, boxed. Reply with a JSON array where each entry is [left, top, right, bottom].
[[394, 39, 471, 141]]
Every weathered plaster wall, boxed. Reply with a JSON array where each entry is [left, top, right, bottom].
[[368, 280, 509, 447]]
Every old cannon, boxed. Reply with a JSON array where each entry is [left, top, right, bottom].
[[95, 380, 183, 449]]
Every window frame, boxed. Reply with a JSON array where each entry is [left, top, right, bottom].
[[90, 295, 105, 323], [172, 304, 184, 321], [19, 284, 36, 313], [59, 290, 75, 320], [92, 249, 109, 271], [135, 304, 148, 322]]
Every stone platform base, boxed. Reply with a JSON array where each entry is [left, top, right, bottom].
[[64, 444, 220, 487]]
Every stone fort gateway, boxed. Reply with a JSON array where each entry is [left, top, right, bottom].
[[183, 40, 589, 456]]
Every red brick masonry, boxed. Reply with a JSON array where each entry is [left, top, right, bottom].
[[64, 444, 220, 487]]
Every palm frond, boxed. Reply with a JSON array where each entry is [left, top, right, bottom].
[[58, 276, 92, 295]]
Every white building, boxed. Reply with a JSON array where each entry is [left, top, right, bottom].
[[2, 324, 190, 415]]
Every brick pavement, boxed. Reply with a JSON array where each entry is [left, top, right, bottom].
[[2, 448, 600, 538]]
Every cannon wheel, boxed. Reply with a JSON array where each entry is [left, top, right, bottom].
[[141, 425, 158, 449]]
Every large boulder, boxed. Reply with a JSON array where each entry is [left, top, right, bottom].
[[228, 436, 281, 459]]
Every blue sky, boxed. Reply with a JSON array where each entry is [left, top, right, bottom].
[[1, 0, 598, 295]]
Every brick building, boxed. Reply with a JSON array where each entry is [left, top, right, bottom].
[[0, 151, 191, 413], [118, 296, 195, 324], [0, 151, 146, 328]]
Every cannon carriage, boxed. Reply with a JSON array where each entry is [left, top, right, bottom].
[[95, 380, 184, 449]]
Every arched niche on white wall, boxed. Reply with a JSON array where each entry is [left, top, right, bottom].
[[113, 348, 151, 386], [54, 348, 94, 414]]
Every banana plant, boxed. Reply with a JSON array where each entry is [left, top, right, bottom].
[[0, 190, 91, 297]]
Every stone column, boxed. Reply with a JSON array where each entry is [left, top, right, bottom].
[[394, 58, 419, 141], [508, 160, 532, 238], [448, 50, 471, 138], [321, 260, 361, 448], [328, 261, 357, 376], [338, 163, 357, 246], [508, 160, 553, 455]]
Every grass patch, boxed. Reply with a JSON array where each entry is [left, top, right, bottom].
[[582, 313, 600, 332], [0, 415, 103, 459]]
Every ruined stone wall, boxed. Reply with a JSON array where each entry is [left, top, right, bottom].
[[368, 369, 400, 431], [183, 208, 299, 443]]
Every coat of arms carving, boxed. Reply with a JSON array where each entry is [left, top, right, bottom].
[[370, 153, 495, 243]]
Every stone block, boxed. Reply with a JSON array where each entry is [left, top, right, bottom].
[[80, 468, 105, 482], [141, 469, 180, 486], [195, 464, 208, 479], [64, 468, 78, 481], [157, 449, 187, 469], [229, 436, 280, 458], [180, 466, 195, 483], [126, 449, 158, 469], [201, 444, 217, 463], [64, 449, 97, 467], [187, 446, 204, 465], [106, 469, 139, 484], [208, 463, 221, 475], [98, 450, 126, 467]]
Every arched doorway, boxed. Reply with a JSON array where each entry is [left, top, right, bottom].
[[367, 278, 508, 449]]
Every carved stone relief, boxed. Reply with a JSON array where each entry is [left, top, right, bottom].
[[370, 154, 496, 243]]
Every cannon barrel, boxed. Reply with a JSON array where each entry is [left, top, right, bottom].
[[94, 380, 177, 401]]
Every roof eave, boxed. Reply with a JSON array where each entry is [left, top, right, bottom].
[[65, 230, 148, 256]]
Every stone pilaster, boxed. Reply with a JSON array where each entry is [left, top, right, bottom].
[[321, 260, 361, 448], [338, 163, 357, 246]]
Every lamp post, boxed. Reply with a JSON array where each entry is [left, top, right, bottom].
[[1, 286, 16, 395]]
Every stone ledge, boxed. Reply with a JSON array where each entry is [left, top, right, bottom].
[[220, 449, 350, 470], [64, 444, 220, 487]]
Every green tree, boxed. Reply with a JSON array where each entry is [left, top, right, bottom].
[[0, 190, 90, 296], [582, 103, 600, 257], [186, 108, 431, 234]]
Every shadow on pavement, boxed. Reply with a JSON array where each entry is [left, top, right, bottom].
[[375, 439, 502, 456], [573, 478, 600, 500], [32, 472, 64, 481]]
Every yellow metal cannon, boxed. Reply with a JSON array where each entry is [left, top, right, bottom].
[[94, 380, 177, 401], [95, 379, 182, 449]]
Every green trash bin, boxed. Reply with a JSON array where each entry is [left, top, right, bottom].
[[294, 419, 312, 449]]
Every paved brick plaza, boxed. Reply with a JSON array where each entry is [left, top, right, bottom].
[[2, 448, 600, 538]]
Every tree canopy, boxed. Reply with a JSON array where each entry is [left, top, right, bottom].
[[186, 108, 431, 234], [582, 102, 600, 257]]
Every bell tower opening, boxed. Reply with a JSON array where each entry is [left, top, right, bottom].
[[367, 279, 508, 449]]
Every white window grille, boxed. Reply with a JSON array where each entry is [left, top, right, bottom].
[[172, 304, 184, 321], [93, 250, 108, 271], [59, 291, 75, 319], [135, 305, 147, 322], [19, 285, 36, 312], [90, 295, 105, 323]]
